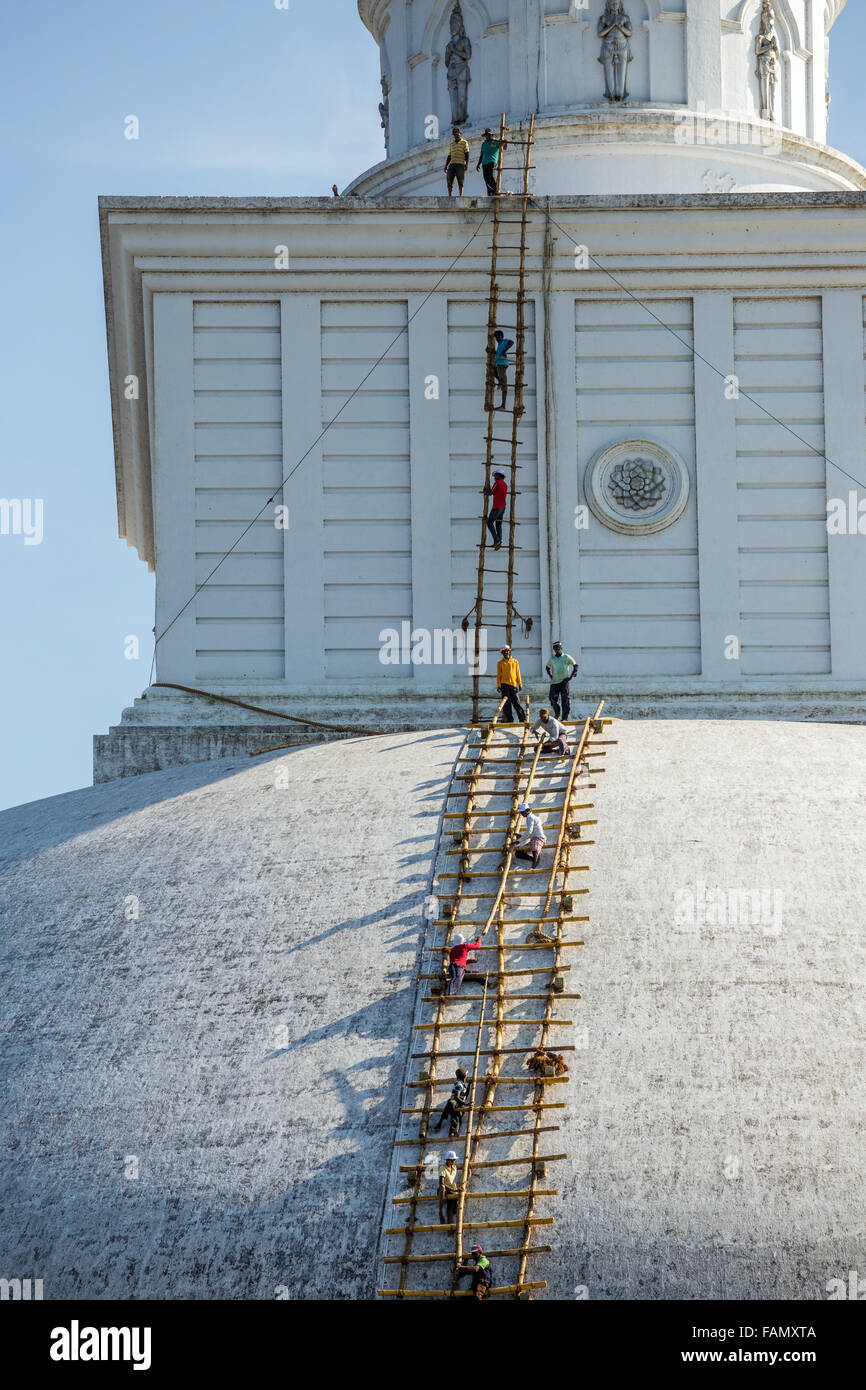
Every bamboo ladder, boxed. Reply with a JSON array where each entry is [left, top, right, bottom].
[[465, 113, 536, 724], [379, 702, 613, 1298]]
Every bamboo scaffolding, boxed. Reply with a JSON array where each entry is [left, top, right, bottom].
[[378, 1283, 547, 1298], [395, 1123, 558, 1148], [392, 1189, 558, 1204], [454, 972, 489, 1268], [383, 1244, 552, 1265], [388, 1217, 554, 1236]]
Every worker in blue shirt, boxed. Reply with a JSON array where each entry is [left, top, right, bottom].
[[492, 329, 514, 411]]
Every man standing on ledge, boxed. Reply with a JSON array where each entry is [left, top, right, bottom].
[[497, 644, 525, 723], [545, 641, 578, 721], [477, 127, 506, 195], [445, 126, 470, 196]]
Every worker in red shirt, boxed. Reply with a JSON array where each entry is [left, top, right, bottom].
[[447, 932, 482, 996], [485, 470, 507, 551]]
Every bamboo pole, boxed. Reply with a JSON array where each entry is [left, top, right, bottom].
[[393, 1189, 558, 1204], [383, 1244, 551, 1265], [378, 1282, 546, 1299], [454, 972, 489, 1270]]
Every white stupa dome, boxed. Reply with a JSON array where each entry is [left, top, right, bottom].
[[1, 719, 863, 1298]]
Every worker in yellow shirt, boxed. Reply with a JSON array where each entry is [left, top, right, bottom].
[[445, 126, 470, 196], [496, 645, 525, 723]]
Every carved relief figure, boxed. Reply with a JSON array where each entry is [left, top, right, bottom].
[[598, 0, 633, 103], [379, 76, 390, 152], [755, 1, 780, 121], [445, 3, 472, 126]]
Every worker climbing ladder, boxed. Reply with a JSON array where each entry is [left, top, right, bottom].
[[464, 113, 536, 724]]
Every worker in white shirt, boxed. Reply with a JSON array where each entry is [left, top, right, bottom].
[[530, 708, 569, 757], [514, 802, 546, 867]]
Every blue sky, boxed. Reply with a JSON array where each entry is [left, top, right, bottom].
[[1, 0, 864, 813]]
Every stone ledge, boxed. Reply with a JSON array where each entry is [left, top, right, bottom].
[[93, 688, 866, 782]]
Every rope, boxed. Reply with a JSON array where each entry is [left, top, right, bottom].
[[151, 682, 388, 738], [147, 210, 492, 686], [532, 198, 866, 494]]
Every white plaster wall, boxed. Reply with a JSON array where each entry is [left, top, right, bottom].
[[575, 298, 701, 677], [192, 301, 285, 682], [733, 296, 830, 675], [320, 299, 412, 679], [104, 197, 866, 703]]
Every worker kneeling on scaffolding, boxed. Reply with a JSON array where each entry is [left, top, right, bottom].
[[531, 708, 570, 759], [456, 1245, 494, 1300], [514, 802, 546, 868]]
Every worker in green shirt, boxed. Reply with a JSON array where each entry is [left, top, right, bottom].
[[476, 127, 507, 196], [456, 1245, 494, 1300], [545, 640, 578, 721]]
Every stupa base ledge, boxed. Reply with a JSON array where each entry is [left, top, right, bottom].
[[93, 685, 866, 782]]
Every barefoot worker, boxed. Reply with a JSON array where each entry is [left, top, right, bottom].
[[514, 802, 546, 868]]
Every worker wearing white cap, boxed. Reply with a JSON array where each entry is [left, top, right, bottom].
[[439, 1151, 461, 1225], [514, 803, 546, 868], [496, 645, 525, 723], [447, 930, 482, 996]]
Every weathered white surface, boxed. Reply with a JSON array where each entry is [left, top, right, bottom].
[[3, 720, 866, 1300], [0, 731, 462, 1299], [565, 717, 866, 1300]]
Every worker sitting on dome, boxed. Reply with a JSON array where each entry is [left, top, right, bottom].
[[515, 802, 546, 868], [438, 1151, 461, 1227], [445, 126, 470, 197], [531, 708, 570, 758], [493, 329, 514, 411], [476, 128, 507, 196], [435, 1066, 470, 1136], [447, 932, 482, 996], [456, 1245, 494, 1300]]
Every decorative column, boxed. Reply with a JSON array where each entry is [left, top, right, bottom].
[[408, 292, 453, 684], [508, 0, 542, 116], [153, 293, 196, 685], [281, 295, 325, 683], [822, 290, 866, 679], [692, 293, 741, 680], [685, 0, 722, 111]]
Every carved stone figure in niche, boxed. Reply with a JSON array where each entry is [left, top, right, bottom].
[[379, 76, 390, 151], [598, 1, 633, 103], [755, 1, 780, 121], [445, 3, 472, 126]]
